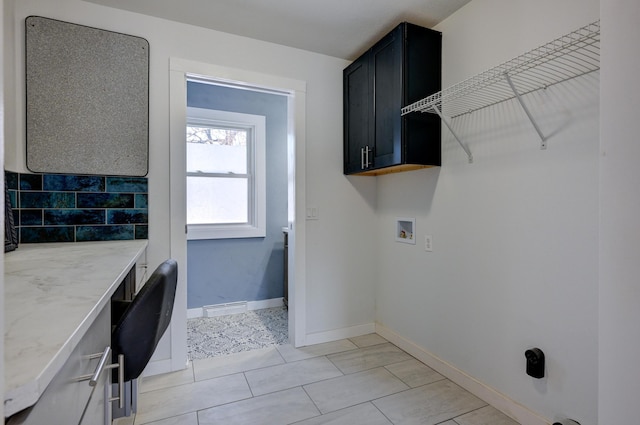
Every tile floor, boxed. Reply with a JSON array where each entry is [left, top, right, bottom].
[[187, 307, 288, 359], [124, 334, 520, 425]]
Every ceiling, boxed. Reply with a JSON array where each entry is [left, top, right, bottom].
[[83, 0, 472, 60]]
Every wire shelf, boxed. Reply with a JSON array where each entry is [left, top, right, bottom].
[[402, 20, 600, 119]]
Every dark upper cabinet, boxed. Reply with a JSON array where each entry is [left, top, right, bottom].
[[344, 22, 441, 176], [344, 54, 371, 174]]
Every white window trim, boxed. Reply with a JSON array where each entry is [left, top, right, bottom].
[[186, 107, 266, 240]]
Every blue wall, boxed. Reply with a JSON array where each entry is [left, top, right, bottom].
[[186, 81, 288, 308]]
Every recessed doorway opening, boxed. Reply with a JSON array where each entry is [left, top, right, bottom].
[[169, 58, 308, 372]]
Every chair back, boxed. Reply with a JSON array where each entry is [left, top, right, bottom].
[[112, 259, 178, 381]]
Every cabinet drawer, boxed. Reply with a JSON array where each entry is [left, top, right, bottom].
[[79, 366, 111, 425], [7, 305, 111, 425]]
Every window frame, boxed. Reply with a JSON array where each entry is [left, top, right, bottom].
[[186, 107, 266, 240]]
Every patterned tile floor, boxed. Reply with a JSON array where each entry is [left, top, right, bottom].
[[187, 307, 288, 359], [125, 334, 521, 425]]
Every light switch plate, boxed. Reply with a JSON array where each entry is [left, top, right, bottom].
[[306, 207, 319, 220]]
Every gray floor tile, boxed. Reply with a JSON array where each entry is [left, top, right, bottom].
[[113, 416, 134, 425], [384, 359, 445, 388], [135, 335, 518, 425], [134, 373, 252, 424], [349, 333, 388, 348], [327, 343, 413, 374], [245, 356, 343, 396], [454, 405, 520, 425], [138, 412, 198, 425], [193, 346, 284, 381], [277, 340, 358, 363], [197, 387, 320, 425], [140, 362, 194, 393], [291, 403, 393, 425], [373, 380, 487, 425], [304, 367, 409, 414]]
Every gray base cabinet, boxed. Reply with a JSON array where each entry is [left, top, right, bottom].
[[7, 305, 111, 425]]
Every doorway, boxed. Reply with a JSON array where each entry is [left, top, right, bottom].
[[185, 78, 289, 358], [169, 58, 308, 372]]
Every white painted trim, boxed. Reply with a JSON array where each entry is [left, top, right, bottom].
[[375, 323, 550, 425], [166, 66, 189, 374], [186, 107, 267, 240], [288, 90, 307, 348], [187, 307, 203, 319], [186, 298, 285, 319], [305, 323, 376, 346], [247, 297, 284, 310], [142, 358, 174, 378], [168, 57, 306, 352], [204, 301, 247, 317], [170, 58, 306, 94]]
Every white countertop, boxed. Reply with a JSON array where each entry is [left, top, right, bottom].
[[4, 240, 148, 417]]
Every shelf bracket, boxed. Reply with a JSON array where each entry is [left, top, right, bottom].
[[504, 72, 548, 149], [431, 104, 473, 163]]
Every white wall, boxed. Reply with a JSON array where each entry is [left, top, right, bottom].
[[375, 0, 599, 423], [12, 2, 635, 423], [4, 0, 377, 362], [1, 0, 5, 418], [599, 0, 640, 423]]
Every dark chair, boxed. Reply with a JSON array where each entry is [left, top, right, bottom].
[[110, 259, 178, 416]]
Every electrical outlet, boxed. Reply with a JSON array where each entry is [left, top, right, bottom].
[[425, 235, 433, 252]]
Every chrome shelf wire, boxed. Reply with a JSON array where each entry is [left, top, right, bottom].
[[402, 20, 600, 119]]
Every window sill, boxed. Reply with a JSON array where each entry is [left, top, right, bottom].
[[187, 224, 266, 240]]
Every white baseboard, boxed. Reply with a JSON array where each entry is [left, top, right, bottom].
[[187, 297, 285, 319], [375, 323, 550, 425], [204, 301, 248, 317], [305, 323, 376, 346], [142, 358, 172, 378], [187, 307, 203, 319], [247, 298, 284, 310]]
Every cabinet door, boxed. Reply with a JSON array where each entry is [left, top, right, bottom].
[[78, 357, 111, 425], [343, 53, 371, 174], [6, 305, 111, 425], [371, 26, 402, 169]]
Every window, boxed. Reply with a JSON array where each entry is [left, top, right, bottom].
[[186, 107, 266, 239]]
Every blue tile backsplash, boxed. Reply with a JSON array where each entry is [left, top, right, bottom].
[[6, 171, 148, 244]]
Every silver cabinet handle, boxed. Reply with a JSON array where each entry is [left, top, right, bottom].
[[74, 346, 111, 384], [117, 354, 125, 409], [365, 146, 372, 168], [89, 346, 111, 386], [361, 146, 373, 169], [75, 348, 126, 410], [108, 354, 125, 409]]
